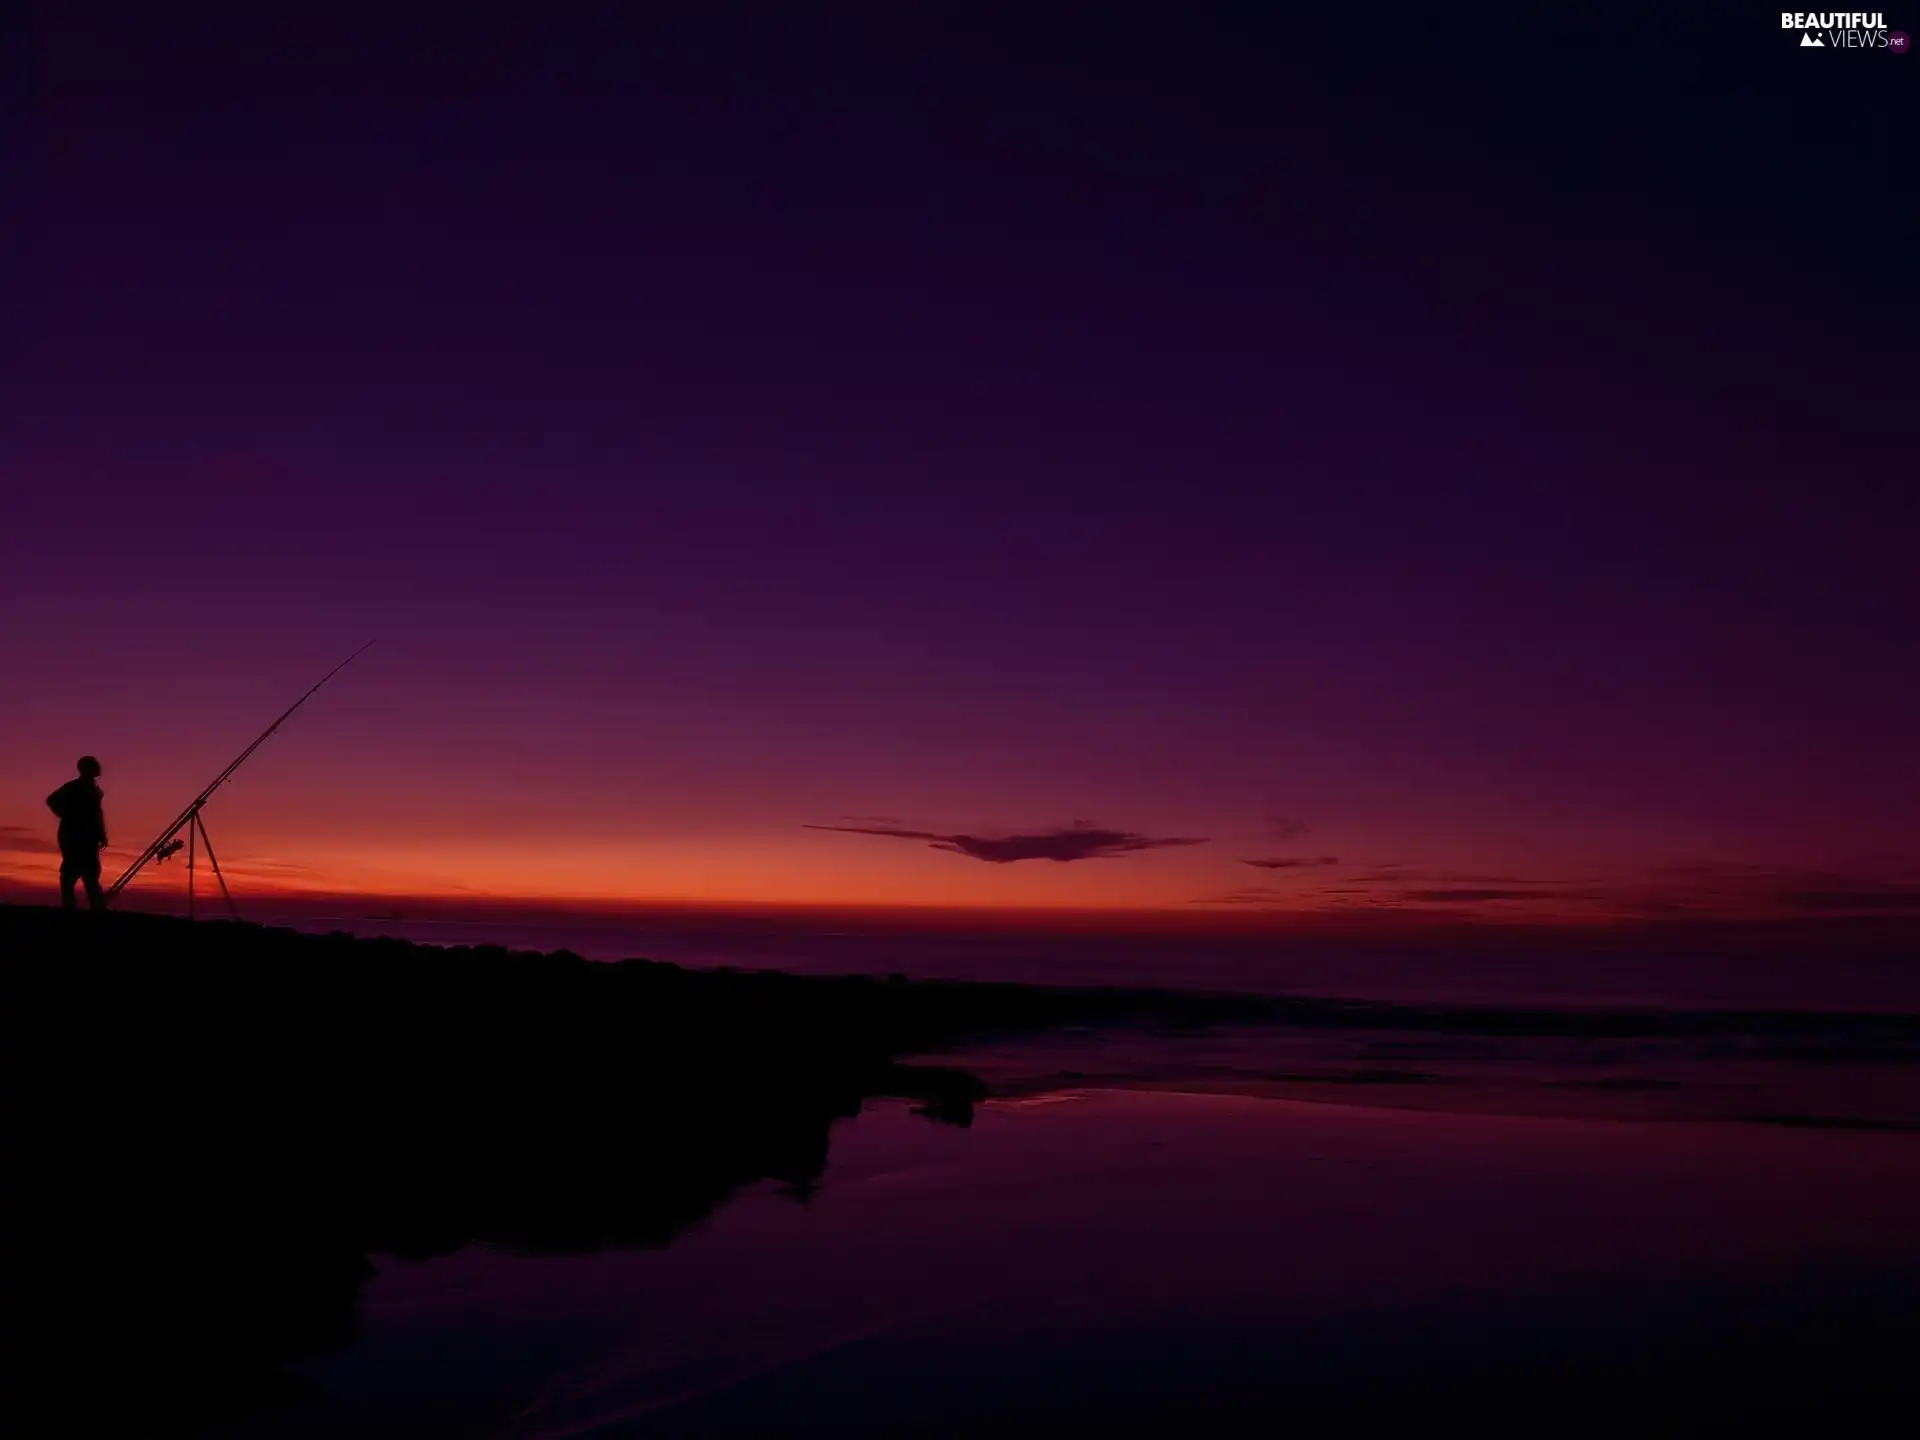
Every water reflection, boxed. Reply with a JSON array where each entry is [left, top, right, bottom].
[[14, 905, 1920, 1437], [235, 1092, 1920, 1437], [9, 909, 992, 1437]]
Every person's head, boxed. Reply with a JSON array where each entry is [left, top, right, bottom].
[[77, 755, 102, 779]]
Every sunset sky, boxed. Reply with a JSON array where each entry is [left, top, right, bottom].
[[5, 10, 1915, 934]]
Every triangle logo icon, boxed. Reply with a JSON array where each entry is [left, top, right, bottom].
[[1800, 32, 1824, 45]]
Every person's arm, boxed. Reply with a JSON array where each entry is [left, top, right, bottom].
[[47, 784, 67, 817]]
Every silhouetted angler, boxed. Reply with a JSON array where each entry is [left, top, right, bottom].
[[47, 755, 108, 910]]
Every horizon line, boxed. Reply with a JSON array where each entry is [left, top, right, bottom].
[[5, 886, 1917, 949]]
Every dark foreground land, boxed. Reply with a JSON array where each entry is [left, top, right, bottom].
[[7, 905, 1920, 1437], [0, 904, 1188, 1437]]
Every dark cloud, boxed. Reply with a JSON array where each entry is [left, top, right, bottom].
[[1626, 864, 1920, 917], [1349, 868, 1547, 887], [1191, 887, 1594, 916], [805, 822, 1207, 864], [1347, 865, 1424, 884], [0, 825, 58, 855], [1197, 887, 1307, 906], [1183, 862, 1920, 940], [1405, 888, 1577, 903], [1242, 856, 1340, 870], [1656, 862, 1787, 882], [1778, 886, 1920, 914]]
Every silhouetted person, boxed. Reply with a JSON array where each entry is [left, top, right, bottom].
[[47, 755, 108, 910]]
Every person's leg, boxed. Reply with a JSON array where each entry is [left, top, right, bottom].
[[82, 859, 105, 910], [59, 860, 79, 910]]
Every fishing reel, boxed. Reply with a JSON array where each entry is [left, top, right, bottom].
[[155, 837, 186, 865]]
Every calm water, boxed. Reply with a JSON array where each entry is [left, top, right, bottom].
[[173, 904, 1920, 1432], [230, 902, 1920, 1011], [217, 1089, 1920, 1436]]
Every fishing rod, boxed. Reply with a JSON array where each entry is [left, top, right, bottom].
[[106, 642, 376, 913]]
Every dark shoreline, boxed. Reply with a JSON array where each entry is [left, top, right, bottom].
[[0, 904, 1127, 1436], [7, 903, 1920, 1435]]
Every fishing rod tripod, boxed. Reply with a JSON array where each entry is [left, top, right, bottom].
[[107, 641, 374, 917], [152, 801, 238, 921]]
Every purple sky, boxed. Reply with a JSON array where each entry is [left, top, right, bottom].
[[4, 7, 1915, 930]]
